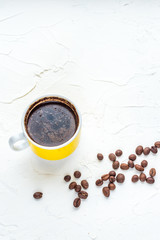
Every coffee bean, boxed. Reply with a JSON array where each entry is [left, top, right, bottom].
[[81, 180, 89, 189], [112, 161, 119, 169], [109, 176, 115, 183], [128, 160, 134, 168], [120, 163, 129, 170], [102, 187, 110, 197], [155, 141, 160, 148], [141, 160, 148, 168], [116, 173, 125, 183], [75, 185, 82, 192], [146, 177, 155, 184], [109, 171, 116, 176], [33, 192, 43, 199], [96, 179, 103, 186], [101, 174, 109, 181], [97, 153, 104, 160], [69, 182, 77, 190], [108, 183, 116, 190], [115, 149, 123, 157], [143, 147, 150, 155], [78, 191, 88, 199], [135, 164, 144, 172], [135, 145, 143, 155], [150, 146, 158, 154], [74, 171, 81, 178], [64, 175, 71, 182], [149, 168, 156, 177], [132, 175, 139, 183], [73, 198, 81, 208], [129, 154, 136, 161], [108, 153, 116, 161], [139, 173, 146, 182]]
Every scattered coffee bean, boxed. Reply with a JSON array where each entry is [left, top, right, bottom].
[[141, 160, 148, 168], [74, 171, 81, 178], [64, 175, 71, 182], [102, 187, 110, 197], [116, 173, 125, 183], [150, 146, 158, 154], [149, 168, 156, 177], [132, 175, 139, 183], [129, 154, 136, 161], [108, 183, 116, 190], [69, 182, 77, 190], [135, 164, 144, 172], [139, 173, 146, 182], [109, 171, 116, 177], [109, 176, 115, 183], [78, 191, 88, 199], [81, 180, 89, 189], [128, 160, 134, 168], [97, 153, 104, 160], [115, 149, 123, 157], [146, 177, 155, 184], [112, 161, 119, 169], [73, 198, 81, 208], [143, 147, 150, 155], [33, 192, 43, 199], [75, 185, 82, 192], [155, 141, 160, 148], [101, 174, 110, 181], [96, 179, 103, 186], [120, 163, 129, 170], [108, 153, 116, 161], [135, 145, 143, 155]]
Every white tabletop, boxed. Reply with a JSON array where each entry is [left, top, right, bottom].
[[1, 1, 160, 239]]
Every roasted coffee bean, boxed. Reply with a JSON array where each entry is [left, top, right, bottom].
[[78, 191, 88, 199], [132, 175, 139, 183], [141, 160, 148, 168], [108, 153, 116, 161], [64, 175, 71, 182], [97, 153, 104, 160], [75, 185, 82, 192], [155, 141, 160, 148], [33, 192, 43, 199], [135, 145, 143, 155], [112, 161, 119, 169], [149, 168, 156, 177], [143, 147, 150, 155], [139, 173, 146, 182], [73, 198, 81, 208], [69, 182, 77, 190], [102, 187, 110, 197], [109, 171, 116, 177], [109, 176, 115, 183], [96, 179, 103, 186], [74, 171, 81, 178], [150, 146, 158, 154], [115, 149, 123, 157], [120, 163, 129, 170], [116, 173, 125, 183], [108, 183, 116, 190], [129, 154, 136, 161], [146, 177, 155, 184], [135, 164, 144, 172], [128, 160, 134, 168], [101, 174, 110, 181], [81, 180, 89, 189]]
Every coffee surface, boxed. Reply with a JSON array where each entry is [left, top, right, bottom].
[[27, 101, 77, 146]]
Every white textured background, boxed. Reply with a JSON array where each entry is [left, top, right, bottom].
[[1, 1, 160, 239]]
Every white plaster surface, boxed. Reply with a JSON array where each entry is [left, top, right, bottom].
[[1, 0, 160, 239]]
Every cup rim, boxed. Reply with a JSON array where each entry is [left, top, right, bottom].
[[22, 94, 82, 150]]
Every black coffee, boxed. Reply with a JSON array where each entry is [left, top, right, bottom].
[[26, 99, 78, 147]]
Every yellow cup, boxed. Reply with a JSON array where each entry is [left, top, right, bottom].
[[9, 95, 82, 160]]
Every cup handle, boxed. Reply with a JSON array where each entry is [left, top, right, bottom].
[[9, 132, 29, 151]]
